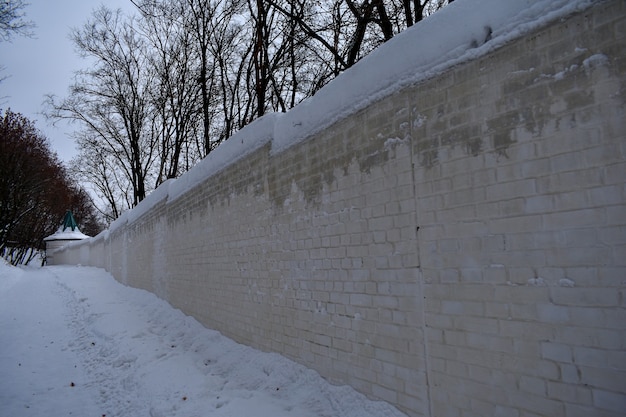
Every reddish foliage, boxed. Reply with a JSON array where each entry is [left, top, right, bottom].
[[0, 109, 103, 265]]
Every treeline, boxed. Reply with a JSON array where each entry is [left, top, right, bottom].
[[46, 0, 452, 223], [0, 109, 102, 265]]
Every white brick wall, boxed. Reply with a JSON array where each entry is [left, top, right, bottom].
[[53, 2, 626, 416]]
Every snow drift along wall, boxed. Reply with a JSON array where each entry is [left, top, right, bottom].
[[53, 1, 626, 416]]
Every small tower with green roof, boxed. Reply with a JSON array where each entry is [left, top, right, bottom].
[[44, 210, 90, 265]]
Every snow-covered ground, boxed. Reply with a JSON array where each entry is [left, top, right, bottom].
[[0, 262, 407, 417]]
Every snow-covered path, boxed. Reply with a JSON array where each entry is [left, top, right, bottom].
[[0, 264, 407, 417], [0, 267, 102, 416]]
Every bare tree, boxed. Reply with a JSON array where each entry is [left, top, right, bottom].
[[45, 7, 157, 207], [69, 132, 130, 223], [138, 0, 204, 183], [269, 0, 453, 91], [249, 0, 271, 117], [182, 0, 256, 152], [0, 0, 34, 41], [182, 0, 215, 156], [0, 0, 35, 85], [208, 5, 253, 142], [47, 0, 456, 221]]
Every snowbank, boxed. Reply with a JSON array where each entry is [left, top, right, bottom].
[[0, 260, 23, 292]]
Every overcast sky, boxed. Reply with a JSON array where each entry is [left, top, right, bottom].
[[0, 0, 135, 163]]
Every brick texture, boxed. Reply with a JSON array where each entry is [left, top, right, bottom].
[[53, 2, 626, 416]]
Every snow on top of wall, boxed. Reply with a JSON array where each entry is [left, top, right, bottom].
[[167, 113, 282, 203], [273, 0, 598, 153], [105, 0, 597, 235]]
